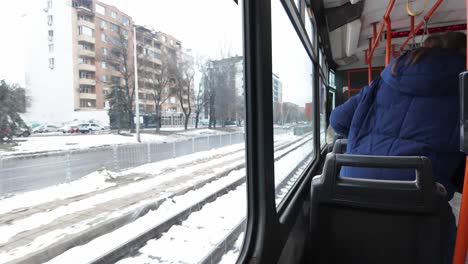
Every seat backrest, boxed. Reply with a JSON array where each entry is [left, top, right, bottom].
[[332, 138, 347, 154], [310, 153, 449, 264]]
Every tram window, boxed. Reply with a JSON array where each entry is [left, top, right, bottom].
[[304, 14, 313, 46], [329, 70, 336, 88], [0, 0, 247, 263], [272, 0, 315, 206], [320, 79, 327, 146]]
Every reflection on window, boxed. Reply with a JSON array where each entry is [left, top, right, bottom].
[[272, 0, 315, 206], [0, 0, 247, 264]]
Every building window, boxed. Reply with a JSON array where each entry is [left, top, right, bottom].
[[47, 15, 53, 26], [122, 29, 128, 38], [48, 30, 53, 41], [49, 58, 54, 69], [122, 16, 129, 26], [100, 20, 107, 29], [102, 88, 110, 95], [111, 11, 117, 19], [80, 71, 93, 79], [110, 23, 119, 32], [96, 4, 105, 15], [79, 85, 94, 93], [79, 57, 91, 64], [79, 42, 92, 50], [101, 61, 107, 69], [161, 35, 166, 42], [48, 44, 54, 52], [101, 75, 108, 82], [170, 97, 176, 104], [101, 33, 107, 42], [80, 99, 96, 108], [102, 47, 107, 56], [170, 39, 174, 45], [79, 26, 94, 37]]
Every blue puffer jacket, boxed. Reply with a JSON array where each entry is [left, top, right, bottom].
[[330, 50, 465, 200]]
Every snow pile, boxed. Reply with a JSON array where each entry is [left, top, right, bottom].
[[2, 133, 180, 156], [0, 169, 117, 215], [45, 169, 246, 264], [117, 184, 247, 264]]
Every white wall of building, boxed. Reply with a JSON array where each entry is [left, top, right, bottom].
[[23, 0, 75, 125]]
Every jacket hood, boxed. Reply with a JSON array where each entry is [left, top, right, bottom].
[[381, 50, 465, 97]]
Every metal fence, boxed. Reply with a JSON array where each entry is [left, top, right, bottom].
[[0, 132, 245, 196]]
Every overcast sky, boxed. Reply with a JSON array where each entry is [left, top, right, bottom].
[[0, 0, 313, 106]]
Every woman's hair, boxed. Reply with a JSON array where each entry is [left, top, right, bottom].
[[391, 31, 466, 74]]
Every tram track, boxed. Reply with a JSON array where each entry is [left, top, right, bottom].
[[85, 136, 314, 264], [1, 133, 312, 264]]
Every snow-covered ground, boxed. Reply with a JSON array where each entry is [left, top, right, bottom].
[[43, 135, 313, 264], [0, 132, 306, 263], [0, 128, 243, 156]]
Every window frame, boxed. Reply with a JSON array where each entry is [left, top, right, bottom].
[[239, 0, 323, 263]]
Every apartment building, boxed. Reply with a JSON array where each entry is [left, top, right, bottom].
[[75, 0, 134, 112], [24, 0, 134, 125], [135, 25, 189, 115]]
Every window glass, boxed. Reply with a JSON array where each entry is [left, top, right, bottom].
[[320, 79, 327, 146], [111, 23, 119, 32], [79, 26, 94, 37], [96, 4, 106, 15], [272, 0, 315, 206], [0, 1, 247, 264], [122, 16, 130, 26]]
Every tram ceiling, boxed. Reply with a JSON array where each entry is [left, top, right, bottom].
[[324, 0, 466, 68], [358, 0, 465, 48]]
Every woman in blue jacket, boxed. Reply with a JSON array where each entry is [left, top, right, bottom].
[[330, 31, 466, 263]]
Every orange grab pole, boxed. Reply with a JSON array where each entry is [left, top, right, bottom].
[[453, 157, 468, 264], [368, 38, 373, 83], [452, 2, 468, 262], [385, 18, 392, 66], [367, 0, 396, 84], [400, 0, 444, 51]]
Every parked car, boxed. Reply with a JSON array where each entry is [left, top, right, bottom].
[[199, 119, 209, 126], [33, 125, 59, 133], [59, 124, 79, 134], [14, 127, 31, 137], [78, 123, 104, 133]]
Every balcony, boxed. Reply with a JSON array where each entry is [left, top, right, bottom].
[[78, 49, 95, 57], [79, 78, 96, 86], [78, 19, 95, 29], [79, 93, 97, 100], [78, 64, 96, 72], [78, 34, 95, 44]]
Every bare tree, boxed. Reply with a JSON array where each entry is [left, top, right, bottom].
[[194, 57, 210, 128], [100, 29, 135, 132], [138, 46, 175, 132], [194, 82, 205, 128], [174, 57, 195, 130]]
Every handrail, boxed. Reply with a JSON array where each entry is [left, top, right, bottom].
[[400, 0, 444, 51], [366, 0, 396, 83], [452, 1, 468, 262]]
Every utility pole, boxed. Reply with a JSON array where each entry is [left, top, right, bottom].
[[133, 25, 141, 142]]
